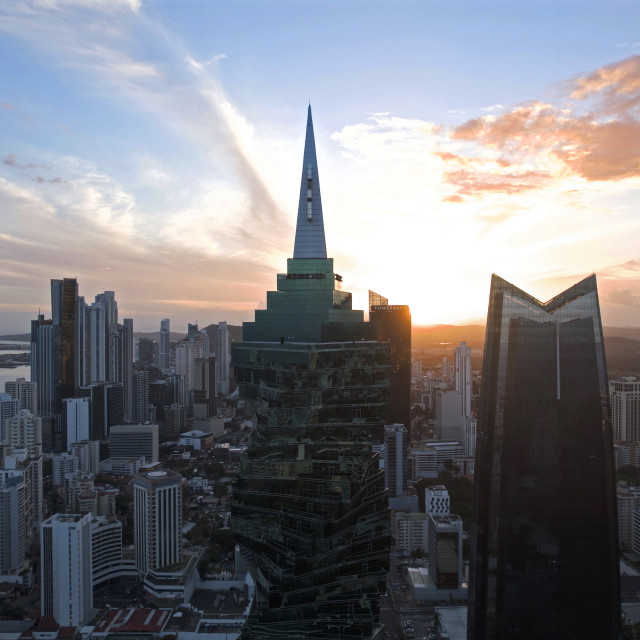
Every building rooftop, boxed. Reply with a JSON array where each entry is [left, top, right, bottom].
[[93, 608, 171, 635]]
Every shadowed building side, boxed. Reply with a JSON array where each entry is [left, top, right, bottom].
[[468, 274, 620, 639]]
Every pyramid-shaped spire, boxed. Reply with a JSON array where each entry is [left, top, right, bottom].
[[293, 105, 327, 259]]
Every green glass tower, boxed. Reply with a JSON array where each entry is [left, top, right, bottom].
[[231, 107, 391, 639]]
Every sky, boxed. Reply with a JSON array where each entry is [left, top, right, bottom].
[[1, 0, 639, 333]]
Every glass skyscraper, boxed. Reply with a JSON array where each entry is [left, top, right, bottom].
[[468, 274, 620, 639], [231, 107, 391, 639]]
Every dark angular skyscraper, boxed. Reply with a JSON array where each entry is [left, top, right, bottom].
[[468, 274, 620, 639], [231, 107, 391, 640]]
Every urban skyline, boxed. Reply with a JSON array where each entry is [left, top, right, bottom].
[[1, 2, 640, 334]]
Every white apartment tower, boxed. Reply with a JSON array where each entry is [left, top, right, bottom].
[[62, 397, 91, 450], [6, 409, 42, 453], [0, 393, 19, 445], [70, 440, 100, 475], [40, 513, 93, 627], [5, 378, 37, 415], [610, 377, 640, 443], [133, 469, 182, 575]]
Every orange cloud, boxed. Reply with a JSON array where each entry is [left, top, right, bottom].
[[446, 56, 640, 192]]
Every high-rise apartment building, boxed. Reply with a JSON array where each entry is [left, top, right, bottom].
[[0, 393, 19, 445], [468, 275, 620, 639], [5, 378, 37, 415], [610, 377, 640, 444], [41, 512, 93, 627], [70, 440, 100, 475], [384, 423, 408, 497], [0, 471, 29, 574], [454, 341, 472, 419], [231, 107, 390, 640], [159, 318, 170, 373], [62, 396, 91, 450], [6, 409, 42, 453], [133, 470, 182, 575]]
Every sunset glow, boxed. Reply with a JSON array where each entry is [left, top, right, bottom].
[[1, 2, 639, 332]]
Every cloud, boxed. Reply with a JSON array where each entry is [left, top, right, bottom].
[[0, 0, 289, 257], [446, 57, 640, 188], [1, 101, 17, 110], [186, 53, 227, 70], [608, 288, 640, 306], [33, 176, 66, 183], [4, 153, 52, 171]]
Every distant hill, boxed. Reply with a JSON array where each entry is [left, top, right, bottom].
[[411, 324, 640, 377], [3, 323, 640, 377], [0, 333, 30, 342]]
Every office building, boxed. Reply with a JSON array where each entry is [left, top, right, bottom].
[[426, 485, 450, 517], [51, 278, 79, 404], [396, 512, 428, 555], [5, 378, 37, 415], [133, 469, 182, 575], [149, 380, 172, 425], [109, 424, 159, 463], [215, 322, 230, 396], [370, 300, 411, 434], [111, 319, 134, 421], [468, 275, 620, 639], [79, 381, 124, 440], [30, 314, 56, 419], [163, 403, 185, 439], [436, 389, 463, 443], [464, 416, 477, 457], [159, 318, 170, 373], [41, 512, 93, 627], [138, 338, 155, 367], [133, 369, 150, 424], [384, 423, 408, 497], [231, 107, 390, 640], [193, 356, 216, 421], [428, 514, 463, 590]]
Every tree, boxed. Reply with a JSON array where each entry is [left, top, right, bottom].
[[212, 483, 228, 499], [198, 560, 210, 580]]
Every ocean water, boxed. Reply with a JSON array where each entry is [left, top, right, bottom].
[[0, 341, 30, 391]]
